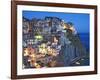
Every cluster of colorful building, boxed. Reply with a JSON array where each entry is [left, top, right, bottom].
[[23, 17, 87, 68]]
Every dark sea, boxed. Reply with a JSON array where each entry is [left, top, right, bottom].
[[78, 33, 90, 52]]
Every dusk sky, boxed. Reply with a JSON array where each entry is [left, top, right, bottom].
[[23, 11, 90, 33]]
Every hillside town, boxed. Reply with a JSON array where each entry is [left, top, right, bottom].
[[23, 17, 88, 68]]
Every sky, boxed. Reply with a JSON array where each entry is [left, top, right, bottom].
[[23, 11, 90, 33]]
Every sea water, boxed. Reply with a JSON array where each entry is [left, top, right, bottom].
[[79, 33, 89, 53]]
